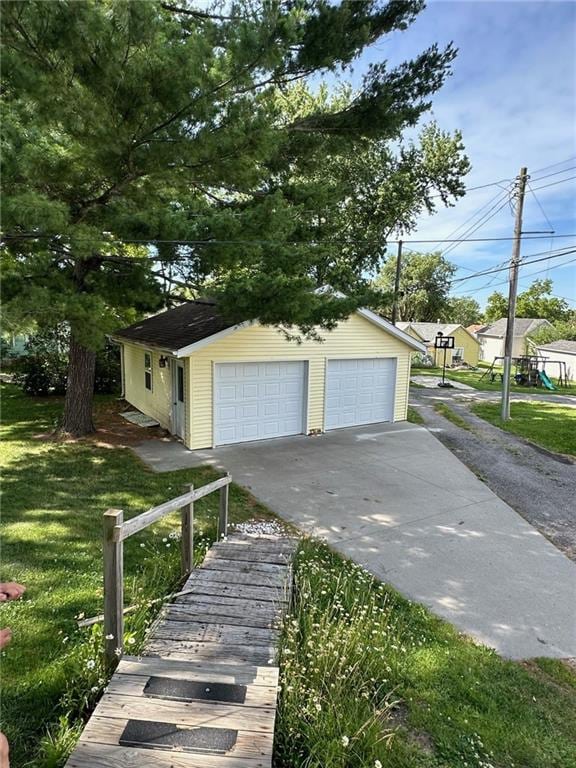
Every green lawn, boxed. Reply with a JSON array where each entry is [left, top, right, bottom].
[[413, 366, 576, 395], [0, 384, 275, 766], [276, 540, 576, 768], [407, 406, 425, 425], [3, 383, 576, 767], [433, 402, 472, 431], [471, 401, 576, 456]]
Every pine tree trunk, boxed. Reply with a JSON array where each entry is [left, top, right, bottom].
[[61, 333, 97, 436]]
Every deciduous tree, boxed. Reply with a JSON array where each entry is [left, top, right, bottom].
[[484, 279, 570, 325], [446, 296, 483, 326], [374, 251, 455, 321]]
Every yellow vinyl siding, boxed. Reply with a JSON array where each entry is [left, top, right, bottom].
[[430, 327, 479, 366], [455, 327, 479, 366], [187, 313, 413, 449], [122, 343, 173, 430]]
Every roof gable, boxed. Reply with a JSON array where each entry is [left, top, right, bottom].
[[403, 321, 471, 343], [396, 322, 427, 341], [478, 318, 552, 338]]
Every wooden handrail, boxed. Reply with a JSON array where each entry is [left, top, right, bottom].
[[117, 475, 231, 541], [102, 473, 231, 668]]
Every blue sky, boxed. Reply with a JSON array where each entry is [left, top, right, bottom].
[[354, 0, 576, 310]]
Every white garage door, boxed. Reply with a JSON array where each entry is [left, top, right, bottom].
[[325, 358, 396, 430], [214, 361, 306, 446]]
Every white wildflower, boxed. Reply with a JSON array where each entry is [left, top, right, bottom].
[[341, 736, 349, 747]]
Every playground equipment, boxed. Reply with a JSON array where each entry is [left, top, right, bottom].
[[480, 354, 568, 388], [538, 370, 555, 390]]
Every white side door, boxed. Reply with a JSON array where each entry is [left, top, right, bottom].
[[172, 360, 186, 439]]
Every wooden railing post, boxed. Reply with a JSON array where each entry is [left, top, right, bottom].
[[181, 483, 194, 576], [218, 475, 229, 540], [103, 509, 124, 669]]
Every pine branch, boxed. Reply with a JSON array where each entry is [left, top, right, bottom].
[[160, 3, 239, 22]]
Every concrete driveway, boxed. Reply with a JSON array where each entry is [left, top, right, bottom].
[[135, 423, 576, 660]]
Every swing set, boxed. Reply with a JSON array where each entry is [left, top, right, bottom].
[[479, 354, 569, 390]]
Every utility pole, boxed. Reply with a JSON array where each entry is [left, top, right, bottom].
[[391, 239, 403, 325], [501, 167, 528, 421]]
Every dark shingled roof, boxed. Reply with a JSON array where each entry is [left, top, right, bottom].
[[115, 300, 236, 351]]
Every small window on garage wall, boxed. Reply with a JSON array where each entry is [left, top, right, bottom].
[[144, 352, 152, 391]]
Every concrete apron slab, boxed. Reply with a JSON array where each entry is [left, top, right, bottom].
[[133, 423, 576, 660]]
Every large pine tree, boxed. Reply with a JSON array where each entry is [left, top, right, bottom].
[[2, 0, 468, 435]]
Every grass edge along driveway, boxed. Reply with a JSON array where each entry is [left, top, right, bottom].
[[471, 400, 576, 456]]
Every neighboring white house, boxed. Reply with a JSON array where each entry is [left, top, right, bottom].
[[535, 340, 576, 382], [477, 318, 552, 361]]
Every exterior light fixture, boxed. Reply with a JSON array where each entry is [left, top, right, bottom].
[[159, 355, 168, 368]]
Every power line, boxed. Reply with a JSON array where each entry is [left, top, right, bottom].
[[453, 255, 576, 297], [527, 180, 556, 280], [442, 196, 512, 257], [530, 155, 576, 176], [450, 247, 576, 285], [530, 165, 576, 183], [530, 175, 576, 192], [527, 182, 554, 232], [5, 232, 576, 251], [435, 187, 511, 251], [462, 178, 511, 192], [431, 163, 573, 197]]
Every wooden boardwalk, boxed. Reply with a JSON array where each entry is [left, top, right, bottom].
[[66, 533, 297, 768]]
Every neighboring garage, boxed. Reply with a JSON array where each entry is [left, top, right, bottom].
[[114, 300, 425, 450]]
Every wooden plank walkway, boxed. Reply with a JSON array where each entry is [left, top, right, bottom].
[[66, 533, 297, 768]]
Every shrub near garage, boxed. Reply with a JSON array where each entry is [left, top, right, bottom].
[[12, 326, 121, 396]]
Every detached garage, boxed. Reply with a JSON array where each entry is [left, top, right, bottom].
[[114, 300, 425, 450]]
